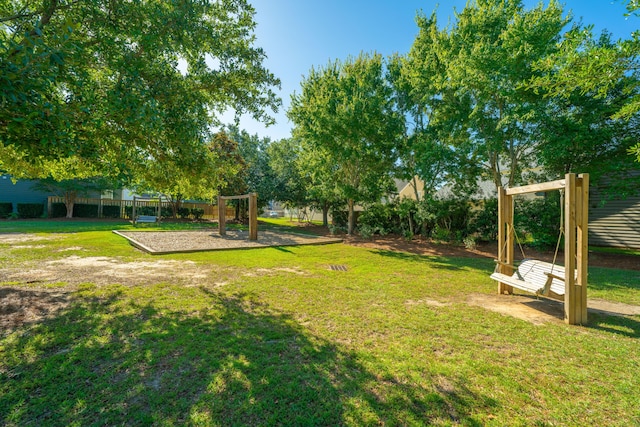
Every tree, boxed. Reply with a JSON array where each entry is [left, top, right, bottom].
[[409, 0, 567, 192], [532, 33, 640, 196], [132, 135, 240, 218], [528, 2, 640, 162], [267, 138, 309, 216], [289, 53, 402, 234], [0, 0, 280, 179]]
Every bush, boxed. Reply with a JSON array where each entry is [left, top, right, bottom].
[[161, 206, 173, 218], [17, 203, 44, 218], [515, 193, 561, 249], [177, 207, 191, 219], [0, 202, 12, 218], [50, 203, 67, 218], [73, 203, 99, 218], [330, 209, 348, 228], [191, 208, 205, 220], [102, 205, 121, 219], [469, 198, 498, 242], [359, 202, 395, 235]]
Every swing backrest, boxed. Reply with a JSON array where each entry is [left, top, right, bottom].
[[516, 259, 566, 296]]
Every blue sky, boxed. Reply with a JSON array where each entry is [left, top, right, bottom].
[[224, 0, 638, 141]]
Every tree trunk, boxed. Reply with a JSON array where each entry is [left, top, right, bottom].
[[322, 202, 329, 227], [64, 190, 77, 219], [347, 198, 355, 235]]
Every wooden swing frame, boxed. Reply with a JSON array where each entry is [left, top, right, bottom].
[[132, 196, 162, 225], [495, 173, 589, 325], [217, 193, 258, 241]]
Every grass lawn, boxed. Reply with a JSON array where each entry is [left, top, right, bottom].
[[1, 220, 639, 426]]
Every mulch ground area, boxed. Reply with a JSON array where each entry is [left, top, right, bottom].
[[114, 229, 343, 254]]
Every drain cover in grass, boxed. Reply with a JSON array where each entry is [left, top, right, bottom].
[[329, 265, 348, 271]]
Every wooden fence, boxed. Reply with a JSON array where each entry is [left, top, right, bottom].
[[47, 197, 236, 220]]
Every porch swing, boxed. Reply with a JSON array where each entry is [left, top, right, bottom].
[[489, 199, 568, 300], [490, 173, 590, 325]]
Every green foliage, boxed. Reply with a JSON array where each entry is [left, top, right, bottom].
[[469, 199, 499, 242], [405, 1, 568, 192], [289, 52, 403, 234], [515, 193, 562, 249], [102, 205, 121, 219], [190, 208, 205, 220], [0, 202, 12, 218], [0, 0, 280, 179], [16, 203, 44, 218], [50, 203, 67, 218], [177, 208, 191, 219], [73, 204, 99, 218], [358, 203, 396, 235]]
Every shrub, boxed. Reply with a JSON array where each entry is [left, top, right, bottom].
[[177, 207, 191, 219], [73, 203, 99, 218], [469, 198, 498, 242], [515, 193, 561, 249], [102, 205, 121, 219], [330, 209, 348, 228], [17, 203, 44, 218], [191, 208, 205, 220], [359, 202, 395, 235], [0, 202, 12, 218], [161, 206, 173, 218], [50, 203, 67, 218]]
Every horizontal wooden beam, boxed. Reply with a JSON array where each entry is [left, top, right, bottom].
[[219, 194, 251, 200], [505, 179, 566, 196]]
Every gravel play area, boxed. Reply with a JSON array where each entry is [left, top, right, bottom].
[[113, 229, 343, 254]]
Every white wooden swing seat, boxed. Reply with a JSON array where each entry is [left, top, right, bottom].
[[490, 259, 570, 299], [135, 215, 158, 224]]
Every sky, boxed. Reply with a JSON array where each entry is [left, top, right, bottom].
[[223, 0, 638, 142]]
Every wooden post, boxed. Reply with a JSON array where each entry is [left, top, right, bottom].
[[249, 192, 258, 241], [576, 174, 589, 324], [497, 187, 514, 295], [564, 173, 578, 324], [132, 196, 137, 225], [218, 195, 226, 236]]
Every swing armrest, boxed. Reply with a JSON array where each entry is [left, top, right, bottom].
[[544, 272, 565, 282]]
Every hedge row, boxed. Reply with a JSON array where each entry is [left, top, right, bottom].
[[51, 203, 123, 218], [0, 202, 12, 218]]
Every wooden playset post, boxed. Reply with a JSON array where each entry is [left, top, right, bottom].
[[217, 195, 226, 236], [217, 193, 258, 240], [249, 192, 258, 241]]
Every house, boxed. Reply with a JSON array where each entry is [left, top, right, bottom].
[[0, 174, 123, 215]]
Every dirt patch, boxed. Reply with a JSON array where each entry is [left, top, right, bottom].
[[0, 287, 72, 334]]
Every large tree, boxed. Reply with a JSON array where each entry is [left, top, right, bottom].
[[0, 0, 280, 180], [408, 0, 567, 192], [528, 1, 640, 162], [289, 52, 402, 234]]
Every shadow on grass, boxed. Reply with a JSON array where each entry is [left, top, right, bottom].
[[369, 249, 491, 272], [0, 286, 495, 426], [518, 295, 640, 338]]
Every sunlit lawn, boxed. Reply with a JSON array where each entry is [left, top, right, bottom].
[[1, 220, 639, 426]]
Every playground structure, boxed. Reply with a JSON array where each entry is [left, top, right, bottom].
[[491, 173, 589, 325], [217, 193, 258, 240]]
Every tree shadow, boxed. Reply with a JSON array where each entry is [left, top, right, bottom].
[[369, 249, 486, 272], [0, 285, 496, 425]]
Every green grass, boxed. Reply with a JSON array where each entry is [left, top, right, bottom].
[[1, 222, 639, 426]]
